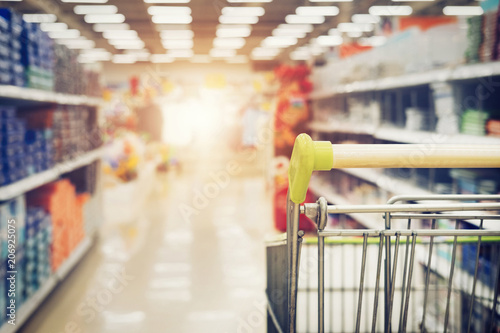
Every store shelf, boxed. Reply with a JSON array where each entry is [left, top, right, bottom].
[[309, 121, 377, 135], [374, 126, 500, 145], [0, 85, 102, 107], [0, 148, 102, 201], [311, 61, 500, 99], [0, 237, 93, 333], [309, 177, 381, 229]]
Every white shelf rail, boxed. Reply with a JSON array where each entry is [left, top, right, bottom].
[[0, 85, 102, 107]]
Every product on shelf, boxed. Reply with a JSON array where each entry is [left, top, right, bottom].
[[0, 8, 24, 87], [450, 168, 500, 194], [461, 109, 490, 136], [431, 82, 460, 135], [405, 107, 429, 131], [27, 179, 89, 271], [486, 118, 500, 136]]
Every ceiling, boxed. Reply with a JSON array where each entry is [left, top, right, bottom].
[[3, 0, 479, 65]]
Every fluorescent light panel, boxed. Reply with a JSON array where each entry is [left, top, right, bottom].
[[162, 39, 193, 48], [40, 22, 68, 32], [272, 29, 306, 38], [368, 6, 413, 16], [221, 7, 265, 16], [262, 36, 297, 47], [338, 22, 373, 32], [443, 6, 483, 16], [213, 37, 245, 49], [108, 39, 145, 46], [352, 14, 380, 24], [152, 15, 192, 24], [145, 0, 189, 3], [216, 26, 251, 37], [147, 6, 192, 15], [103, 30, 138, 39], [74, 5, 117, 14], [23, 14, 57, 23], [227, 0, 271, 2], [48, 29, 81, 39], [316, 35, 343, 46], [277, 24, 313, 32], [309, 0, 352, 2], [160, 30, 194, 39], [167, 49, 194, 57], [112, 54, 136, 63], [296, 6, 339, 16], [285, 15, 325, 24], [219, 15, 259, 24], [150, 54, 174, 63], [84, 14, 125, 23], [93, 23, 130, 31], [61, 0, 107, 2], [210, 49, 236, 57]]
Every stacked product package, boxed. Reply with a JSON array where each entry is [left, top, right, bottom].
[[0, 8, 23, 86], [22, 21, 54, 90], [27, 180, 89, 271], [461, 109, 490, 136], [0, 106, 55, 186]]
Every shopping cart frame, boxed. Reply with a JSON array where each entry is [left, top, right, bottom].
[[269, 133, 500, 333]]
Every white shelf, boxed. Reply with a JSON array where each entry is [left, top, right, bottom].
[[309, 121, 377, 135], [311, 61, 500, 99], [309, 177, 382, 229], [0, 237, 93, 333], [374, 126, 500, 145], [0, 85, 102, 107], [0, 148, 102, 201]]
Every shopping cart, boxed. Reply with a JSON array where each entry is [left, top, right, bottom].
[[266, 133, 500, 333]]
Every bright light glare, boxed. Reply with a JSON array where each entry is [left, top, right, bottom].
[[316, 35, 343, 46], [74, 5, 117, 14], [102, 30, 138, 39], [93, 23, 130, 31], [368, 6, 413, 16], [152, 15, 193, 24], [61, 0, 107, 2], [309, 0, 351, 2], [112, 54, 136, 63], [213, 37, 245, 49], [84, 14, 125, 23], [285, 15, 325, 24], [160, 30, 194, 39], [277, 24, 313, 32], [23, 14, 57, 23], [145, 0, 189, 2], [221, 7, 265, 16], [272, 29, 306, 38], [338, 22, 374, 32], [227, 0, 271, 2], [147, 6, 192, 15], [216, 26, 251, 38], [40, 22, 68, 32], [252, 47, 280, 56], [352, 14, 380, 24], [219, 16, 259, 24], [296, 6, 339, 16], [262, 36, 298, 47], [48, 29, 81, 39], [57, 39, 95, 49], [443, 6, 483, 16]]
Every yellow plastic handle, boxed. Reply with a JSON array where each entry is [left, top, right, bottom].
[[288, 134, 333, 204]]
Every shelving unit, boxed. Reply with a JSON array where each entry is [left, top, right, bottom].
[[0, 84, 103, 332], [0, 237, 94, 333], [311, 61, 500, 99]]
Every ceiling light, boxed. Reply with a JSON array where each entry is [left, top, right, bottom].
[[277, 24, 313, 32], [150, 54, 175, 63], [290, 51, 310, 61], [250, 55, 275, 60], [272, 29, 306, 38], [102, 30, 138, 39], [346, 31, 362, 38], [145, 0, 189, 3], [74, 5, 117, 14], [216, 26, 251, 37], [359, 36, 387, 47], [338, 23, 373, 32], [190, 55, 211, 63], [285, 15, 325, 24], [23, 14, 57, 23], [352, 14, 380, 24], [57, 39, 95, 49], [368, 6, 413, 16], [210, 49, 237, 57], [309, 0, 352, 2], [160, 30, 193, 39], [61, 0, 107, 2], [78, 52, 112, 61], [112, 54, 136, 63], [147, 6, 192, 15], [328, 28, 341, 36], [40, 22, 68, 32], [262, 36, 298, 47], [213, 37, 245, 49], [443, 6, 483, 16], [316, 35, 343, 46], [152, 15, 193, 24], [226, 55, 248, 63], [114, 44, 146, 50], [84, 14, 125, 23], [227, 0, 271, 2], [221, 7, 265, 16], [93, 23, 130, 31], [162, 39, 193, 48], [48, 29, 81, 39], [125, 50, 150, 61], [219, 16, 259, 24], [296, 6, 339, 16], [167, 49, 194, 57], [109, 39, 145, 46]]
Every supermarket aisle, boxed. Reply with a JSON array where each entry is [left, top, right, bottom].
[[20, 143, 275, 333]]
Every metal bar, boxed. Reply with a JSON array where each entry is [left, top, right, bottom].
[[318, 235, 325, 333], [399, 219, 412, 333], [329, 144, 500, 169], [388, 233, 400, 329], [267, 294, 286, 333], [421, 219, 437, 332], [402, 234, 417, 333], [326, 202, 500, 214], [467, 219, 484, 333], [355, 234, 368, 333], [390, 214, 500, 220], [371, 236, 384, 333], [489, 244, 500, 333], [443, 220, 460, 333], [384, 213, 391, 333], [318, 229, 500, 238], [286, 192, 301, 333], [387, 194, 500, 204]]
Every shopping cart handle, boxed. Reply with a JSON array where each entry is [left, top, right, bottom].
[[288, 133, 500, 204], [289, 134, 333, 203]]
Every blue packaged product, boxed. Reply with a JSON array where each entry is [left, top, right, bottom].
[[10, 39, 20, 51], [10, 51, 20, 62], [0, 69, 10, 84], [0, 106, 15, 119], [1, 145, 18, 158], [0, 14, 8, 30], [0, 43, 8, 57], [0, 58, 8, 71], [1, 119, 15, 132], [2, 159, 16, 171], [0, 8, 22, 36], [11, 63, 23, 75]]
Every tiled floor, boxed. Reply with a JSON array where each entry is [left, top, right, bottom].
[[20, 144, 275, 333]]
